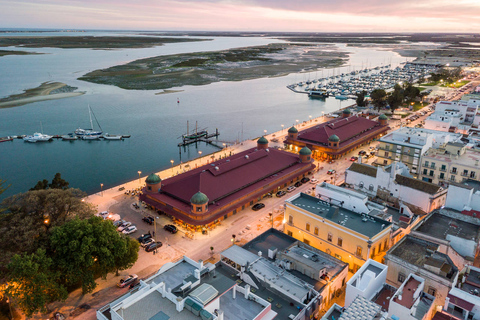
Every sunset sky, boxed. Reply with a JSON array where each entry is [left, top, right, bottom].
[[1, 0, 480, 32]]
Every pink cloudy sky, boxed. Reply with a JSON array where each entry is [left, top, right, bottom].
[[2, 0, 480, 32]]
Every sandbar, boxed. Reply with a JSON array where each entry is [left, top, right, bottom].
[[0, 81, 85, 108]]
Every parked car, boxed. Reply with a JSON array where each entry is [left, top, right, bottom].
[[122, 225, 137, 235], [164, 224, 178, 234], [287, 186, 296, 193], [301, 177, 310, 183], [294, 181, 302, 188], [252, 203, 265, 211], [117, 221, 132, 232], [145, 242, 163, 252], [141, 238, 155, 248], [117, 274, 138, 288], [137, 233, 152, 244], [350, 156, 358, 161], [113, 219, 126, 227], [327, 169, 336, 175], [142, 216, 154, 225], [358, 150, 367, 156], [310, 178, 318, 184], [276, 190, 287, 197]]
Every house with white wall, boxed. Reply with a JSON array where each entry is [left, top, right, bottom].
[[443, 265, 480, 320], [346, 162, 448, 214]]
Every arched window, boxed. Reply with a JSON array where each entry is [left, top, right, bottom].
[[314, 226, 319, 235], [288, 215, 293, 224], [306, 223, 310, 232]]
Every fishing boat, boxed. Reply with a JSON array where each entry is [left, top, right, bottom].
[[103, 134, 123, 140], [308, 90, 329, 99], [75, 105, 103, 137], [23, 132, 53, 143]]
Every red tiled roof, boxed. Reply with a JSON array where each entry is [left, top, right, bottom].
[[294, 116, 387, 147], [161, 148, 303, 204], [141, 147, 314, 225]]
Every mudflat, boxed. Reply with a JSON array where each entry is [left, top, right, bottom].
[[0, 49, 41, 57], [0, 82, 85, 108], [79, 43, 349, 90], [0, 36, 209, 49]]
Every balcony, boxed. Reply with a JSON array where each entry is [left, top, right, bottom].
[[439, 167, 447, 172], [450, 170, 457, 175], [461, 172, 469, 177]]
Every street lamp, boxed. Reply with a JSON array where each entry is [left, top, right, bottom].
[[296, 119, 299, 127], [281, 124, 284, 132], [137, 171, 141, 185], [231, 234, 236, 245], [269, 212, 273, 229], [309, 115, 312, 122], [222, 143, 226, 158], [264, 129, 267, 136], [100, 183, 104, 196], [170, 160, 174, 172]]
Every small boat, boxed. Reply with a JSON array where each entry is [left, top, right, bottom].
[[0, 136, 13, 142], [81, 134, 101, 140], [122, 135, 131, 138], [103, 134, 123, 140], [308, 90, 328, 99], [23, 132, 53, 143], [75, 105, 103, 137], [62, 134, 78, 140]]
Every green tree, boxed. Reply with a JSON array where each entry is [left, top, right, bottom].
[[356, 91, 367, 107], [387, 86, 404, 114], [0, 188, 94, 275], [5, 249, 67, 317], [49, 173, 69, 190], [30, 179, 49, 191], [370, 89, 387, 111], [31, 173, 69, 191], [404, 84, 420, 102], [50, 216, 139, 294]]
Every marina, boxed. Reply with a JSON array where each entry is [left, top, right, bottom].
[[288, 63, 439, 98]]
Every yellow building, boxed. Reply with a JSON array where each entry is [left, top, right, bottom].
[[419, 142, 480, 185], [283, 193, 392, 273]]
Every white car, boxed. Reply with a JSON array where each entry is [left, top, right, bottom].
[[117, 274, 138, 288], [123, 225, 137, 235], [117, 221, 132, 232], [310, 178, 319, 184], [141, 238, 155, 248], [287, 186, 296, 193]]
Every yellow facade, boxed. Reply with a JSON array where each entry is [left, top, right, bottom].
[[283, 203, 392, 273]]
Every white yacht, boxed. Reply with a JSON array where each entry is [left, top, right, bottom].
[[23, 132, 53, 143]]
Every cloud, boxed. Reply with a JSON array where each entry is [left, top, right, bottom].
[[0, 0, 479, 32]]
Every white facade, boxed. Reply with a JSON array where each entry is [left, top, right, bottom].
[[315, 183, 386, 214], [445, 182, 480, 212], [345, 259, 388, 307], [444, 265, 480, 320], [434, 99, 480, 126], [388, 274, 435, 320], [346, 162, 447, 213]]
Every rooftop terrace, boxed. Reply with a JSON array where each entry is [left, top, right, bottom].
[[415, 212, 480, 242], [288, 193, 391, 238]]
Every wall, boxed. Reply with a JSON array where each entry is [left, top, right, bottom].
[[446, 235, 477, 259], [345, 170, 377, 196], [345, 259, 388, 307], [385, 254, 453, 309], [445, 185, 473, 211], [284, 203, 391, 271]]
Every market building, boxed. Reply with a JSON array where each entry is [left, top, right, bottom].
[[140, 138, 315, 230], [283, 110, 390, 160]]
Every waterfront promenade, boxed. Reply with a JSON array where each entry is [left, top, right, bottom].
[[84, 108, 353, 212]]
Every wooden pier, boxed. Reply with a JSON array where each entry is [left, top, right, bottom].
[[177, 129, 221, 148]]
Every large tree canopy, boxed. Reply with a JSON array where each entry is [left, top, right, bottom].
[[370, 89, 387, 111], [0, 188, 94, 275], [5, 249, 67, 317], [50, 216, 139, 294]]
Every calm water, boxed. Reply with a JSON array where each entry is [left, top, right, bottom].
[[0, 32, 412, 200]]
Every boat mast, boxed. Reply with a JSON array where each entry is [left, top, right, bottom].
[[88, 105, 94, 130]]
